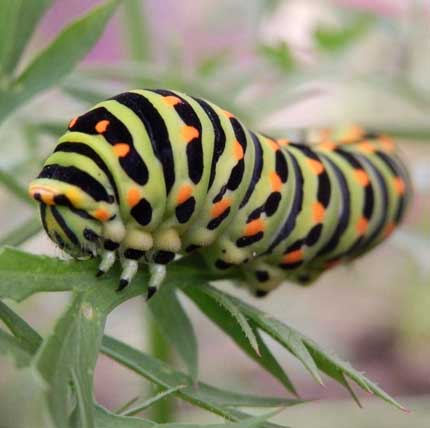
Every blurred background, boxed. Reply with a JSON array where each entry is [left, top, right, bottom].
[[0, 0, 429, 427]]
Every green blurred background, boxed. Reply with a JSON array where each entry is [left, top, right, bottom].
[[0, 1, 429, 427]]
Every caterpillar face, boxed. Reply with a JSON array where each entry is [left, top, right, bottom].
[[28, 89, 411, 298], [29, 147, 117, 259], [38, 203, 102, 259]]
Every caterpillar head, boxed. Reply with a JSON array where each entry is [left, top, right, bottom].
[[29, 163, 114, 259]]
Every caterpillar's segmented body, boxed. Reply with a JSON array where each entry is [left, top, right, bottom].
[[29, 89, 411, 297]]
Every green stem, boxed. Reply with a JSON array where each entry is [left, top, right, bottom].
[[146, 312, 175, 423], [122, 0, 151, 65], [0, 169, 33, 205], [0, 217, 41, 247]]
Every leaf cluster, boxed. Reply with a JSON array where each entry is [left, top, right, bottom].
[[0, 248, 407, 427]]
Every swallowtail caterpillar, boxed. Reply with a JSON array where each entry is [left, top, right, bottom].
[[29, 89, 411, 299]]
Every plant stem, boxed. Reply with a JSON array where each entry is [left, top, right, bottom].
[[122, 0, 151, 65], [0, 217, 41, 247], [146, 312, 175, 423], [0, 170, 33, 205]]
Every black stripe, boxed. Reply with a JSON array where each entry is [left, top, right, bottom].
[[39, 204, 50, 239], [207, 207, 231, 230], [317, 167, 331, 207], [193, 97, 226, 189], [306, 224, 323, 246], [175, 197, 196, 223], [212, 184, 227, 203], [363, 181, 374, 219], [266, 151, 304, 253], [112, 92, 175, 194], [130, 198, 153, 226], [333, 148, 362, 169], [265, 192, 281, 217], [226, 117, 248, 191], [289, 143, 320, 161], [394, 194, 406, 223], [152, 90, 204, 184], [70, 106, 149, 185], [239, 132, 263, 208], [84, 228, 100, 242], [50, 206, 79, 246], [227, 160, 245, 191], [53, 194, 99, 220], [275, 149, 288, 182], [375, 151, 409, 223], [236, 232, 264, 247], [353, 155, 389, 255], [38, 164, 110, 202], [316, 155, 350, 257], [231, 117, 247, 152], [54, 142, 120, 204], [285, 239, 304, 253]]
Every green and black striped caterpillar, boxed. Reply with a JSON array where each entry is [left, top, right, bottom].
[[29, 89, 411, 298]]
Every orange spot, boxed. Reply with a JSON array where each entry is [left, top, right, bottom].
[[233, 141, 244, 160], [357, 141, 376, 153], [41, 192, 55, 205], [343, 125, 364, 142], [380, 135, 394, 151], [68, 116, 78, 128], [112, 143, 130, 157], [277, 139, 290, 146], [355, 169, 369, 187], [282, 249, 304, 264], [393, 177, 405, 195], [270, 172, 282, 191], [95, 120, 110, 133], [356, 217, 369, 235], [312, 202, 325, 223], [267, 140, 280, 151], [94, 208, 110, 222], [176, 185, 193, 204], [29, 186, 56, 205], [211, 198, 231, 217], [223, 109, 234, 118], [164, 95, 182, 106], [384, 222, 396, 238], [244, 218, 265, 236], [127, 187, 140, 207], [307, 158, 324, 175], [319, 128, 331, 140], [318, 141, 336, 151], [181, 125, 199, 143]]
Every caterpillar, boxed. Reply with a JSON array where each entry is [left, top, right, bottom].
[[28, 89, 411, 299]]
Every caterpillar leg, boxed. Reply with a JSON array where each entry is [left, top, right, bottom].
[[96, 218, 126, 276], [146, 263, 167, 300], [97, 250, 116, 277], [117, 254, 140, 291]]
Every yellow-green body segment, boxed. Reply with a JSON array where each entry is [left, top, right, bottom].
[[29, 89, 411, 297]]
